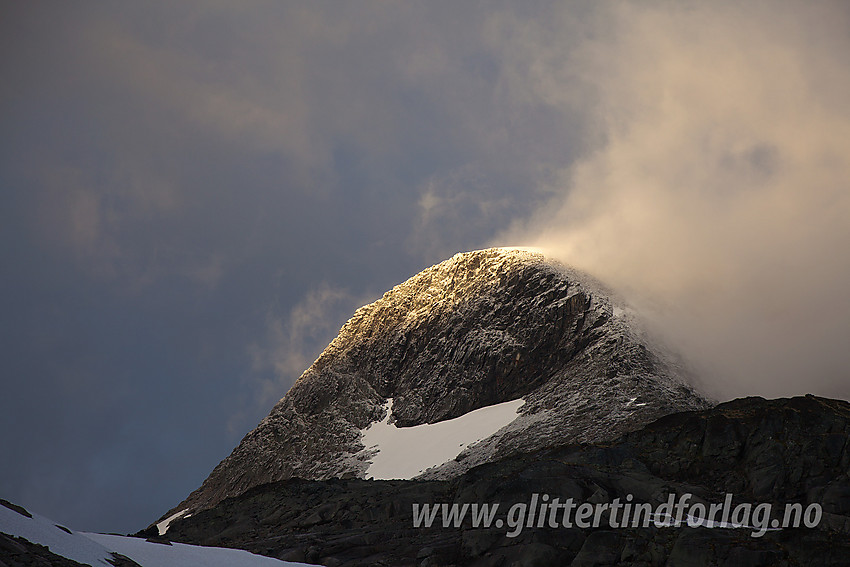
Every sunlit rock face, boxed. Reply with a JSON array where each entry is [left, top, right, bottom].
[[163, 248, 711, 520]]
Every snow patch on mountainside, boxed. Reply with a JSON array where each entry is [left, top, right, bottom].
[[156, 508, 188, 535], [361, 397, 525, 479]]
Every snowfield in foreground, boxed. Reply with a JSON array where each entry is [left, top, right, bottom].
[[0, 502, 113, 566], [85, 533, 309, 567], [0, 500, 309, 567], [361, 397, 525, 479]]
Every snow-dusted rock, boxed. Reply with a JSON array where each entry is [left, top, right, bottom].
[[163, 248, 711, 521]]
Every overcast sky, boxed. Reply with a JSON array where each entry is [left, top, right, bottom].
[[2, 1, 849, 534]]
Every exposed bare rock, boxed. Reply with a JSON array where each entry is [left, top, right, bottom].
[[162, 248, 711, 521]]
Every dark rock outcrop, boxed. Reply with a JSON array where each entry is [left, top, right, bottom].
[[162, 395, 850, 567]]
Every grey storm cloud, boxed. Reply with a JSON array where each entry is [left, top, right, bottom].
[[1, 0, 847, 534]]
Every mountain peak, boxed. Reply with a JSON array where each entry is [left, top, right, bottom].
[[163, 248, 711, 521]]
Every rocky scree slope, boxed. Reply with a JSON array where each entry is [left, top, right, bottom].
[[163, 248, 711, 520]]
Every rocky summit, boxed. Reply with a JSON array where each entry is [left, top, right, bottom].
[[161, 248, 711, 522]]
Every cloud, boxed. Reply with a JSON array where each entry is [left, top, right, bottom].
[[8, 2, 591, 285], [182, 253, 226, 290], [409, 164, 529, 260], [244, 283, 365, 421], [497, 1, 850, 400]]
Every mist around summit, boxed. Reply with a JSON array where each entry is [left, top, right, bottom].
[[495, 2, 850, 402]]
